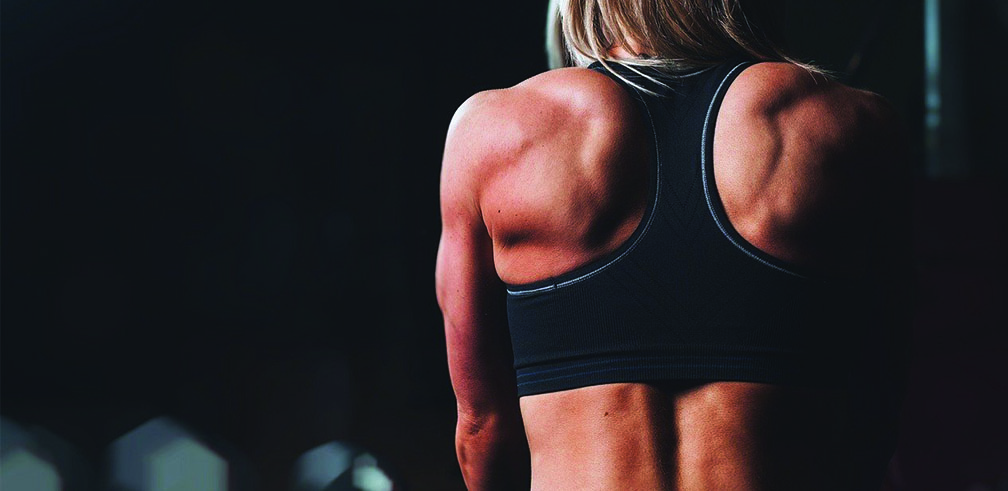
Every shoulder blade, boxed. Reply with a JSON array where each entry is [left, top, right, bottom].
[[713, 62, 903, 276]]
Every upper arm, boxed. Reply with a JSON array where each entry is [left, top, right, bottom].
[[436, 92, 521, 418]]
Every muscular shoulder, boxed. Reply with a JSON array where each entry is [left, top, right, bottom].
[[445, 68, 639, 165], [440, 67, 643, 219], [725, 62, 897, 155], [714, 62, 903, 274]]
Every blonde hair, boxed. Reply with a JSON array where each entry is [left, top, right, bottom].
[[546, 0, 820, 87]]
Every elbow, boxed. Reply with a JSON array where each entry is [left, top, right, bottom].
[[456, 405, 523, 440], [454, 419, 484, 473], [454, 410, 530, 490], [455, 410, 499, 455], [454, 414, 495, 486]]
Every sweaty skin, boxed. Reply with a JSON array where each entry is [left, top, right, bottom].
[[436, 61, 902, 490]]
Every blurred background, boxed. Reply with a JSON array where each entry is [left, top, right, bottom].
[[1, 0, 1005, 489]]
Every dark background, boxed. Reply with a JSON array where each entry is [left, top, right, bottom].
[[2, 0, 1005, 489]]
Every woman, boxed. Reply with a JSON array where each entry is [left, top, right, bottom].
[[436, 0, 908, 489]]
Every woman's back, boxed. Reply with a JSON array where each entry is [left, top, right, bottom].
[[521, 381, 857, 490], [437, 61, 903, 489]]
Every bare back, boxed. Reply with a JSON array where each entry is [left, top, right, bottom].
[[444, 62, 900, 490]]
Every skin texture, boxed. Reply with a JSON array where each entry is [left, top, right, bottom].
[[435, 60, 903, 490]]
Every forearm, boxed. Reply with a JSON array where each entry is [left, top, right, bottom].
[[455, 411, 531, 490]]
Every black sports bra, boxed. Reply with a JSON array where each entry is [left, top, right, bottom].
[[504, 61, 874, 397]]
